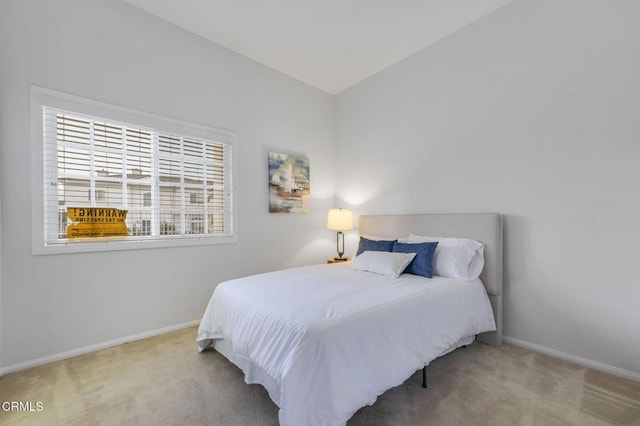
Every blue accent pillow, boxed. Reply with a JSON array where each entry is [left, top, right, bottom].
[[392, 241, 438, 278], [356, 237, 396, 256]]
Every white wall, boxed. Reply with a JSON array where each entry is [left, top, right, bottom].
[[335, 0, 640, 377], [0, 0, 335, 370]]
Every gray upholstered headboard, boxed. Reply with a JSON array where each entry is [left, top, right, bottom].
[[358, 213, 503, 346]]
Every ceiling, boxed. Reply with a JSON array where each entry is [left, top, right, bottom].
[[121, 0, 512, 94]]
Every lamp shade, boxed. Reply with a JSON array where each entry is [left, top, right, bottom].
[[327, 209, 354, 231]]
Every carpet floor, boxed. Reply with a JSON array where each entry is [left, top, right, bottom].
[[1, 326, 639, 426]]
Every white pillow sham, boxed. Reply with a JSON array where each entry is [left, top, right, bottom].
[[361, 234, 409, 243], [407, 234, 485, 280], [350, 251, 416, 278]]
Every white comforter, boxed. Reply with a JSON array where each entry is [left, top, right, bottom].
[[197, 263, 496, 426]]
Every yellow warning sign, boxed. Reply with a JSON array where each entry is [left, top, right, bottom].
[[67, 207, 129, 239]]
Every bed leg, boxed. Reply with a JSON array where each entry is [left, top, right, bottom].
[[422, 366, 427, 389]]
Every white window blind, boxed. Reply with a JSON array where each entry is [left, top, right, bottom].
[[41, 107, 234, 249]]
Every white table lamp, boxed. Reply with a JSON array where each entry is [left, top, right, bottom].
[[327, 209, 354, 259]]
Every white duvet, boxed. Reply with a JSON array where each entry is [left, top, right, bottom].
[[197, 263, 496, 426]]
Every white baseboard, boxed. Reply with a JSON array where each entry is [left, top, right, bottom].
[[0, 320, 200, 377], [4, 327, 638, 383], [503, 335, 640, 382]]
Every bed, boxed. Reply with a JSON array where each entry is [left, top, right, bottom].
[[197, 213, 503, 426]]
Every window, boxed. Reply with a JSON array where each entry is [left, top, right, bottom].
[[32, 87, 237, 254], [190, 192, 204, 205]]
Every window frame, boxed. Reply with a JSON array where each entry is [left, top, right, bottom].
[[31, 86, 238, 255]]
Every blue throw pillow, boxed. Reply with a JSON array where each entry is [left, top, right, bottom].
[[356, 237, 396, 256], [392, 241, 438, 278]]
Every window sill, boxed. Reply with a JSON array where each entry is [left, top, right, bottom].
[[32, 234, 237, 255]]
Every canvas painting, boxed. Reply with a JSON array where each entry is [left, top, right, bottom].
[[269, 152, 310, 213]]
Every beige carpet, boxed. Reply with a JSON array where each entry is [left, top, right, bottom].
[[1, 326, 639, 426]]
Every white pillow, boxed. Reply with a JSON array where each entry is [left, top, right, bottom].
[[361, 234, 409, 243], [350, 251, 416, 278], [407, 234, 485, 280]]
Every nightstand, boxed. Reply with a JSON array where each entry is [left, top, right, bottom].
[[327, 257, 351, 264]]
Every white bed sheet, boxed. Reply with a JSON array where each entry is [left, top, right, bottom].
[[197, 263, 496, 426]]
